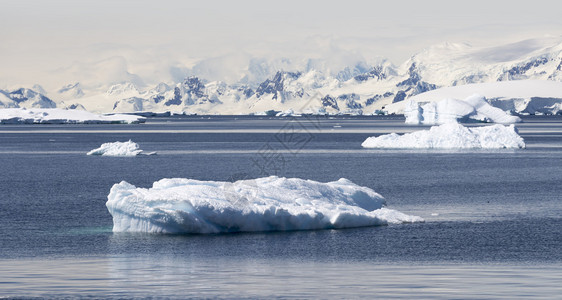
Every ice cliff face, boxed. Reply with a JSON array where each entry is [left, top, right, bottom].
[[404, 95, 522, 125], [0, 108, 144, 124]]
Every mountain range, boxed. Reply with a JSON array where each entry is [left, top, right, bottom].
[[2, 37, 562, 115]]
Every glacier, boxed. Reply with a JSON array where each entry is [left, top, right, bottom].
[[87, 140, 154, 156], [0, 108, 144, 124], [106, 176, 423, 234], [404, 94, 522, 125], [361, 123, 525, 149], [386, 80, 562, 116]]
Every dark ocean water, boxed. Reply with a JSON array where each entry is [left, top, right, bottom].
[[0, 116, 561, 298]]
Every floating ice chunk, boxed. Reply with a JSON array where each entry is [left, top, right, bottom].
[[87, 140, 154, 156], [405, 94, 521, 125], [362, 123, 525, 149], [106, 176, 423, 234], [276, 109, 301, 117]]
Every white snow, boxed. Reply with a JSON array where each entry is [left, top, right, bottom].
[[404, 94, 522, 124], [0, 108, 144, 124], [87, 140, 153, 156], [2, 37, 562, 116], [0, 93, 16, 108], [276, 109, 302, 117], [106, 176, 423, 234], [361, 123, 525, 149], [408, 80, 562, 102]]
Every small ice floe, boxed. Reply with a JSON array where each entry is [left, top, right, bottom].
[[87, 140, 155, 156]]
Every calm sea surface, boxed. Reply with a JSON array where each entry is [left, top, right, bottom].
[[0, 115, 561, 299]]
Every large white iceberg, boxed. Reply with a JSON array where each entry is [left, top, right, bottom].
[[0, 108, 144, 124], [404, 94, 521, 125], [106, 176, 423, 234], [362, 123, 525, 149], [87, 140, 154, 156]]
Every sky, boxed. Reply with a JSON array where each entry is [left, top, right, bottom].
[[1, 0, 562, 91]]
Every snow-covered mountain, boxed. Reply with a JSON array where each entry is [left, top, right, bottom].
[[0, 88, 56, 109], [401, 38, 562, 85], [57, 82, 84, 99], [3, 37, 562, 115]]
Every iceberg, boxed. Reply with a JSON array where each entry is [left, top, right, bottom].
[[0, 108, 144, 124], [404, 94, 521, 125], [106, 176, 423, 234], [87, 140, 154, 156], [361, 123, 525, 149]]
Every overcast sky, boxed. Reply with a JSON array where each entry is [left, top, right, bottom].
[[1, 0, 561, 89]]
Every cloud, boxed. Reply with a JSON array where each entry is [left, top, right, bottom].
[[2, 0, 562, 93]]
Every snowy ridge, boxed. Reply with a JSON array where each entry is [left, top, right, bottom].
[[57, 83, 84, 99], [362, 123, 525, 149], [0, 88, 56, 109], [106, 176, 423, 234]]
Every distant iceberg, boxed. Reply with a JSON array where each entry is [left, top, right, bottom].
[[0, 108, 144, 124], [362, 123, 525, 149], [106, 176, 423, 234], [87, 140, 154, 156], [404, 94, 521, 125]]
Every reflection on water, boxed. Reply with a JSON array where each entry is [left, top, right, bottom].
[[1, 257, 561, 299]]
